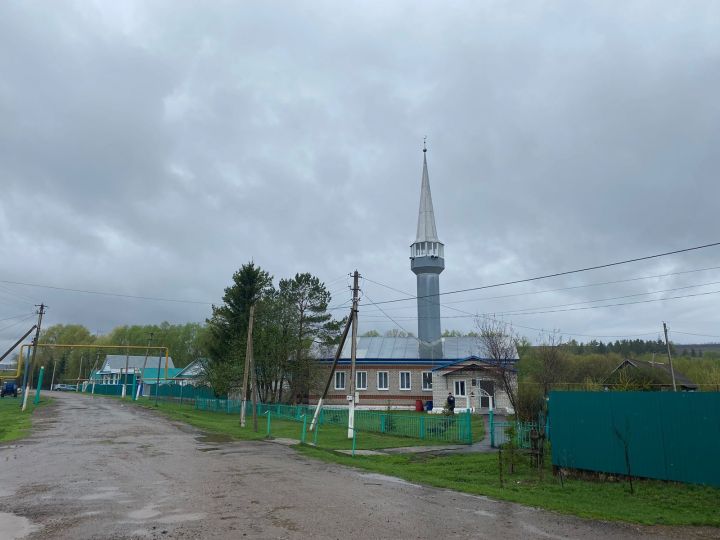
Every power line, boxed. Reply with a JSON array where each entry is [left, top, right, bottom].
[[0, 279, 214, 305], [363, 241, 720, 307], [360, 275, 716, 341], [361, 291, 417, 340]]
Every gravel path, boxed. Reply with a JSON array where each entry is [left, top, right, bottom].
[[0, 393, 715, 539]]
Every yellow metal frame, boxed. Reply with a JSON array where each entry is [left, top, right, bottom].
[[3, 343, 171, 382]]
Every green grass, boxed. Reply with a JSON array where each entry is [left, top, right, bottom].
[[295, 445, 720, 527], [0, 395, 50, 442], [129, 399, 479, 450]]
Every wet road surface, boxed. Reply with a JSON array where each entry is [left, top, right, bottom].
[[0, 393, 716, 539]]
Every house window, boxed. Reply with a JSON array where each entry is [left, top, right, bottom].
[[377, 371, 389, 390], [454, 380, 466, 397], [399, 371, 411, 390], [356, 371, 367, 390], [422, 372, 432, 390], [335, 371, 346, 390]]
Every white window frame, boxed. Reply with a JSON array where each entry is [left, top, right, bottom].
[[454, 379, 466, 397], [335, 371, 346, 390], [399, 371, 411, 391], [377, 371, 389, 391], [356, 371, 367, 390], [422, 371, 433, 391]]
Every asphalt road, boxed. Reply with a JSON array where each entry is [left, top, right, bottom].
[[0, 393, 715, 539]]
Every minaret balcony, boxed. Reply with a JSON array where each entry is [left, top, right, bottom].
[[410, 241, 444, 260]]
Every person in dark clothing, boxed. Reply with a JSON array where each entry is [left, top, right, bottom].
[[446, 392, 456, 413]]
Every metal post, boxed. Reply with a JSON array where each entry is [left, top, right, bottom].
[[348, 270, 360, 439], [352, 427, 357, 456], [313, 421, 320, 446], [34, 366, 45, 405], [466, 410, 472, 444], [301, 414, 307, 443], [266, 411, 271, 438], [489, 409, 495, 448], [155, 353, 162, 405]]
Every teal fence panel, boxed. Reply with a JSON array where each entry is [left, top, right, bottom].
[[549, 391, 720, 487], [192, 400, 473, 444]]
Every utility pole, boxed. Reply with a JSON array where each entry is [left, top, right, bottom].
[[240, 304, 255, 428], [347, 271, 360, 439], [662, 322, 677, 392], [76, 354, 84, 392], [50, 356, 58, 391], [122, 342, 130, 398], [309, 311, 353, 431], [136, 332, 154, 400], [23, 303, 45, 411]]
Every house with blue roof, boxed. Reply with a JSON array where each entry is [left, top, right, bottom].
[[312, 147, 518, 413]]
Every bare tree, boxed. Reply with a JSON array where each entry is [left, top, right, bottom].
[[533, 331, 568, 398], [477, 318, 519, 414]]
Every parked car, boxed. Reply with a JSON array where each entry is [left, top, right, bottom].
[[1, 381, 18, 398], [53, 384, 76, 391]]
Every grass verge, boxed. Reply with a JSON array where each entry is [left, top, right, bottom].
[[295, 445, 720, 527], [128, 399, 479, 450], [0, 395, 51, 442]]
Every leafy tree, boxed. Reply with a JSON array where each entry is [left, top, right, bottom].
[[203, 262, 273, 395], [279, 273, 333, 403], [361, 330, 381, 337]]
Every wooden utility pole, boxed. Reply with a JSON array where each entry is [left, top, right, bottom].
[[309, 311, 353, 431], [662, 322, 677, 392], [122, 343, 130, 398], [76, 354, 84, 391], [347, 270, 360, 439], [50, 356, 58, 391], [240, 304, 255, 428], [136, 332, 154, 400], [22, 303, 45, 411]]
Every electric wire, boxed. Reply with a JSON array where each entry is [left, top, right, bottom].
[[361, 241, 720, 307]]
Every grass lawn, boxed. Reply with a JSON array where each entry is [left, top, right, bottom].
[[0, 395, 50, 442], [296, 445, 720, 527], [129, 398, 480, 450]]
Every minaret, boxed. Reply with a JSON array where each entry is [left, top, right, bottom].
[[410, 142, 444, 359]]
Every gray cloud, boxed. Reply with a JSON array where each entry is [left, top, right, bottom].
[[2, 1, 720, 352]]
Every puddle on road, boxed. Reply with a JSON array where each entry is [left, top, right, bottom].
[[0, 512, 39, 539], [198, 447, 221, 452], [196, 433, 233, 444]]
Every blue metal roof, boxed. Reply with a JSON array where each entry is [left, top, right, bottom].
[[320, 336, 519, 362]]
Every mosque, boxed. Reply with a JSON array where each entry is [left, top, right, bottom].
[[313, 146, 517, 413]]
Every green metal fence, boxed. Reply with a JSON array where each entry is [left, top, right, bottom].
[[488, 411, 538, 448], [549, 391, 720, 487], [194, 399, 473, 444]]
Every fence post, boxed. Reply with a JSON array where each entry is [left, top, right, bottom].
[[420, 416, 425, 440], [301, 415, 307, 444], [352, 427, 357, 457], [466, 410, 472, 444], [489, 409, 495, 448], [34, 366, 45, 405], [179, 384, 183, 406], [131, 376, 137, 402], [266, 412, 271, 437]]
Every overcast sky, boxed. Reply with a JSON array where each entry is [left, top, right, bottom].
[[1, 1, 720, 354]]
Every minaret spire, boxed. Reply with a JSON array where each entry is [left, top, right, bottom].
[[415, 140, 440, 243]]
